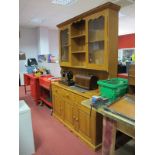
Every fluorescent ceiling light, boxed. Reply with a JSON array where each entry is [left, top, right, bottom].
[[51, 0, 77, 6]]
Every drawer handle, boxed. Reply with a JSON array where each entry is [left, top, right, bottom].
[[75, 118, 78, 121]]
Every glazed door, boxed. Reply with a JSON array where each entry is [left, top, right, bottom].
[[60, 26, 71, 66], [86, 13, 108, 70], [64, 100, 73, 128]]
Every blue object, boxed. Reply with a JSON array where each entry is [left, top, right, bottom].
[[26, 66, 36, 73]]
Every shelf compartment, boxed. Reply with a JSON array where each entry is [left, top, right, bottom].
[[72, 53, 86, 67], [39, 75, 53, 90], [71, 20, 85, 36], [71, 66, 86, 69], [71, 37, 85, 53]]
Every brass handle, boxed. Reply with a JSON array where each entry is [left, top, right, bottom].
[[76, 118, 78, 121]]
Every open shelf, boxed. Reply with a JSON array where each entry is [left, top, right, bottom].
[[71, 20, 85, 36], [72, 52, 86, 67], [71, 37, 85, 53], [71, 34, 85, 39], [71, 66, 86, 69], [72, 51, 86, 54], [88, 39, 104, 43], [40, 96, 52, 107]]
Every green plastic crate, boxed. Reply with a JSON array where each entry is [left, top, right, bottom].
[[97, 78, 128, 103]]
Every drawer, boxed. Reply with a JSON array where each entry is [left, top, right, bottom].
[[63, 90, 76, 101]]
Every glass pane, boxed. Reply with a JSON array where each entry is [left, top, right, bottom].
[[60, 29, 69, 62], [88, 41, 104, 64], [88, 16, 104, 64]]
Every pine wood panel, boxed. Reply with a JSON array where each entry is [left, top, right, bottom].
[[78, 106, 92, 142], [51, 82, 103, 150], [64, 99, 74, 128], [107, 9, 119, 78]]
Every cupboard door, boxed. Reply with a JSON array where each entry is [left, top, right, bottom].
[[59, 98, 64, 120], [64, 91, 76, 128], [64, 98, 74, 128], [52, 86, 64, 120], [78, 105, 92, 142], [73, 103, 79, 131], [86, 13, 108, 70], [53, 94, 61, 118], [60, 26, 71, 66]]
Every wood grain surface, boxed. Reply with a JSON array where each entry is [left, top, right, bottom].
[[108, 95, 135, 120]]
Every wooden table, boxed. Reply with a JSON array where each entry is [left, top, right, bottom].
[[81, 95, 135, 155]]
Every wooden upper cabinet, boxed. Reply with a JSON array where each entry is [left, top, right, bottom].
[[57, 2, 120, 77], [59, 26, 71, 66]]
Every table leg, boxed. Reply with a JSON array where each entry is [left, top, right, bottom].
[[102, 117, 117, 155]]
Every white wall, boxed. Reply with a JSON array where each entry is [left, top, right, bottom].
[[19, 27, 38, 73], [19, 26, 61, 78], [38, 28, 61, 77], [37, 27, 49, 55], [49, 29, 59, 57], [119, 4, 135, 35]]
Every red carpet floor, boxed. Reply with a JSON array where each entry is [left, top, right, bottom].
[[19, 86, 102, 155], [19, 86, 134, 155]]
